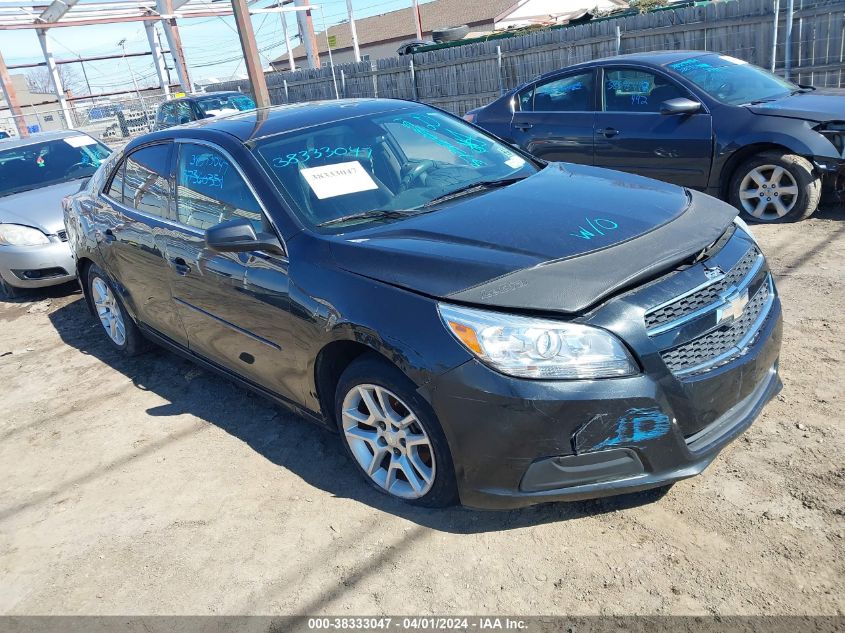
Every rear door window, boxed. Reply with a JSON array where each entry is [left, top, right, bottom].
[[114, 144, 173, 218], [518, 71, 595, 112]]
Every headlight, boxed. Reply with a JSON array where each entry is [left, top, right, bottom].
[[438, 303, 639, 379], [0, 224, 50, 246], [733, 216, 758, 244]]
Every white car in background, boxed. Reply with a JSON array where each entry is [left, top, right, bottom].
[[0, 130, 111, 298]]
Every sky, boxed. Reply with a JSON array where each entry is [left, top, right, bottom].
[[0, 0, 434, 93]]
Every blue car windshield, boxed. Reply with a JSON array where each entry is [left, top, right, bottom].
[[668, 54, 798, 105], [0, 135, 111, 197], [252, 106, 538, 230], [195, 94, 256, 115]]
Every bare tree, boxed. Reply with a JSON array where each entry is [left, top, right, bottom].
[[25, 65, 85, 96]]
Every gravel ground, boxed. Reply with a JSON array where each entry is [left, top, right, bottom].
[[0, 206, 843, 616]]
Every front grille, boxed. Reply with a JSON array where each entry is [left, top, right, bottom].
[[645, 247, 760, 330], [56, 230, 68, 242], [660, 276, 772, 374]]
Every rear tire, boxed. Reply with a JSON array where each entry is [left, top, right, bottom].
[[86, 264, 147, 356], [729, 151, 821, 223], [335, 353, 458, 507]]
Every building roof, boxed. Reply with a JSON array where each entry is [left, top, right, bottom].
[[273, 0, 517, 65]]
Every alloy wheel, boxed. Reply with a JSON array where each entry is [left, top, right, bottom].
[[341, 384, 436, 499], [91, 276, 126, 346], [738, 164, 799, 221]]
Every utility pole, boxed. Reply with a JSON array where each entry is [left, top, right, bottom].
[[294, 0, 320, 69], [230, 0, 271, 108], [78, 56, 93, 97], [347, 0, 360, 62], [412, 0, 422, 40], [0, 49, 28, 137], [118, 38, 146, 111]]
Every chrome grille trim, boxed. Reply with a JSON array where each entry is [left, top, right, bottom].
[[668, 275, 775, 377], [647, 253, 765, 336]]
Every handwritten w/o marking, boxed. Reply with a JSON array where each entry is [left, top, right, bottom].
[[570, 217, 619, 240]]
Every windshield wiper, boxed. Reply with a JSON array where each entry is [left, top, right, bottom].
[[423, 176, 527, 208], [318, 209, 408, 227], [747, 87, 815, 105]]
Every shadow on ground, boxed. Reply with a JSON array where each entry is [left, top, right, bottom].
[[43, 296, 672, 534]]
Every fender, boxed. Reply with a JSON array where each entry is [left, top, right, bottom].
[[711, 119, 840, 192]]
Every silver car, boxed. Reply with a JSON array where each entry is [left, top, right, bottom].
[[0, 130, 111, 298]]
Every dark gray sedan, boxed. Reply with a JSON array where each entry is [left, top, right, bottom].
[[466, 51, 845, 223]]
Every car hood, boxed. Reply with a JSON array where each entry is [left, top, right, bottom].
[[746, 88, 845, 122], [328, 163, 738, 313], [0, 179, 84, 235]]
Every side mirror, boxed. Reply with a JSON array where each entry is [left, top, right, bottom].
[[206, 218, 285, 256], [660, 98, 702, 115]]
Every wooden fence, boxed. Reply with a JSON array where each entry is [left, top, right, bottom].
[[207, 0, 845, 115]]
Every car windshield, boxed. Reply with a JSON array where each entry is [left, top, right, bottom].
[[667, 54, 798, 105], [252, 106, 538, 230], [195, 94, 256, 115], [0, 135, 111, 198]]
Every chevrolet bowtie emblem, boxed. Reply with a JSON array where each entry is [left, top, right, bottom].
[[716, 289, 750, 326]]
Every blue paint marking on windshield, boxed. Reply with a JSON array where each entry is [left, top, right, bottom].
[[444, 129, 488, 153], [395, 117, 487, 168], [593, 407, 672, 449], [271, 146, 373, 169], [570, 217, 619, 240]]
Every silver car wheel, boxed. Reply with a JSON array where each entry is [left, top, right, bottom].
[[738, 164, 799, 221], [91, 276, 126, 347], [341, 384, 436, 499]]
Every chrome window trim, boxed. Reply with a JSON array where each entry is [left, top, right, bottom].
[[174, 138, 288, 260]]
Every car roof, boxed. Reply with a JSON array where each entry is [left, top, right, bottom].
[[532, 50, 712, 82], [0, 129, 94, 150], [144, 98, 424, 145], [166, 91, 245, 103]]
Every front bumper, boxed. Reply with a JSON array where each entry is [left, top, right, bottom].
[[424, 302, 782, 509], [422, 216, 782, 510], [814, 156, 845, 199], [0, 239, 76, 289]]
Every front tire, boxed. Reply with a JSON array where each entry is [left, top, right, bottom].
[[335, 354, 458, 507], [0, 274, 21, 300], [729, 151, 821, 223], [86, 264, 146, 355]]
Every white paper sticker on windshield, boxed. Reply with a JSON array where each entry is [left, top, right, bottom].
[[505, 156, 526, 169], [719, 55, 747, 65], [64, 135, 97, 148], [300, 161, 378, 200]]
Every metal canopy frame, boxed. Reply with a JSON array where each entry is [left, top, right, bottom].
[[0, 0, 232, 29]]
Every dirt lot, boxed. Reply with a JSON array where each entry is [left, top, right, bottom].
[[1, 208, 843, 617]]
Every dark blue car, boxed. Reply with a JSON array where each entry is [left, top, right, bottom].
[[466, 51, 845, 223]]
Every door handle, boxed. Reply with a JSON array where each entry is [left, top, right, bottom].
[[170, 256, 192, 276], [514, 122, 534, 131], [601, 127, 620, 138]]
